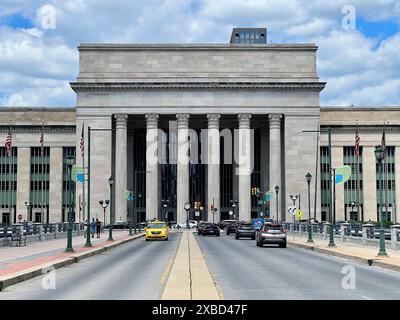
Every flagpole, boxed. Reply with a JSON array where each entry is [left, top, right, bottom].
[[82, 123, 86, 223], [355, 122, 360, 222], [313, 121, 319, 221], [8, 122, 12, 225]]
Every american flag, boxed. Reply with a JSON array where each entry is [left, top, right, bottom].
[[40, 124, 44, 156], [4, 130, 11, 157], [80, 124, 84, 158], [354, 125, 360, 158], [381, 126, 386, 159]]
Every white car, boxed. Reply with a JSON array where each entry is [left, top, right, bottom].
[[175, 220, 198, 229]]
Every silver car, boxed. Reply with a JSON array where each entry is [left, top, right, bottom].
[[256, 223, 287, 248]]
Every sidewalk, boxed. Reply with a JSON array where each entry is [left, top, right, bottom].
[[0, 230, 144, 290], [287, 234, 400, 272]]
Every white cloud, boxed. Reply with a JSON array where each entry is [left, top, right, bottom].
[[0, 0, 399, 107]]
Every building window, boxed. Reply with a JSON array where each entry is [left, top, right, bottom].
[[343, 146, 363, 221], [0, 147, 17, 214], [29, 147, 50, 222], [376, 146, 395, 222], [62, 147, 76, 222], [320, 146, 330, 213]]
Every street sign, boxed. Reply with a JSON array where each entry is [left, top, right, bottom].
[[228, 210, 233, 216], [296, 209, 303, 220], [195, 211, 200, 217], [288, 207, 296, 215], [18, 214, 22, 220]]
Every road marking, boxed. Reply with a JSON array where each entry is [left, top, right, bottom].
[[362, 295, 373, 300]]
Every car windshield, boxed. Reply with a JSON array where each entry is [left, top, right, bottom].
[[263, 225, 283, 231], [206, 224, 217, 228], [239, 224, 252, 229], [147, 223, 166, 229]]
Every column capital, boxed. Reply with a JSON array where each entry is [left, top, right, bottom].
[[207, 113, 221, 129], [176, 113, 190, 128], [238, 113, 251, 129], [268, 114, 282, 129], [114, 114, 128, 129], [145, 113, 159, 129]]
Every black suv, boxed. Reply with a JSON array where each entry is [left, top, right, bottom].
[[202, 223, 220, 237], [235, 222, 255, 240], [226, 221, 238, 235]]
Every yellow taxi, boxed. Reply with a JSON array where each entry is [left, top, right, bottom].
[[145, 220, 169, 241]]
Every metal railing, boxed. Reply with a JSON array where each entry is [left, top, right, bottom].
[[0, 222, 84, 238], [282, 222, 400, 247]]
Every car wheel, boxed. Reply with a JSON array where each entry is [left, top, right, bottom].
[[235, 235, 239, 240], [256, 239, 259, 246], [280, 242, 287, 248], [165, 237, 169, 241], [216, 233, 220, 237], [226, 231, 229, 235], [203, 233, 206, 236], [259, 242, 263, 247], [251, 236, 255, 240], [145, 238, 149, 241]]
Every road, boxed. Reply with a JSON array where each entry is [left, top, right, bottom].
[[196, 232, 400, 300], [0, 232, 181, 300]]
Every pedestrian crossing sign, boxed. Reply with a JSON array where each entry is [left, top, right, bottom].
[[296, 209, 303, 220]]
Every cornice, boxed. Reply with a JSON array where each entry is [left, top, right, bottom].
[[0, 126, 75, 134], [320, 126, 400, 134], [70, 81, 326, 92]]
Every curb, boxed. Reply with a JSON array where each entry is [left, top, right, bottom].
[[288, 241, 400, 272], [0, 233, 145, 291]]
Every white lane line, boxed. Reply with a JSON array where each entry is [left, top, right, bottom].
[[362, 295, 373, 300]]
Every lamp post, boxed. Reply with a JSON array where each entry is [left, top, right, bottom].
[[184, 202, 190, 229], [275, 185, 279, 223], [65, 154, 75, 252], [375, 145, 388, 256], [350, 202, 355, 222], [230, 200, 238, 220], [306, 172, 313, 243], [290, 194, 299, 222], [99, 200, 109, 232], [24, 201, 31, 222], [108, 176, 114, 241]]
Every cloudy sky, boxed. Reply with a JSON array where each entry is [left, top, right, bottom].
[[0, 0, 399, 107]]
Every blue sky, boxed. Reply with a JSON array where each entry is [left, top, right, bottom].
[[0, 0, 399, 107]]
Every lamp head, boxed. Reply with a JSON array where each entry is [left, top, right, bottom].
[[275, 185, 279, 193], [66, 154, 75, 167], [184, 202, 190, 210], [374, 145, 385, 162], [306, 172, 312, 183], [108, 176, 114, 186]]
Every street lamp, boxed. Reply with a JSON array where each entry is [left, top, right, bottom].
[[184, 202, 190, 229], [99, 200, 109, 233], [230, 200, 238, 220], [65, 154, 75, 252], [275, 185, 279, 223], [24, 201, 31, 222], [108, 176, 114, 241], [375, 145, 388, 256], [306, 172, 313, 243], [290, 194, 299, 222]]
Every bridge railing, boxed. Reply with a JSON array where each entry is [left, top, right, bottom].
[[282, 221, 400, 251], [0, 222, 85, 246]]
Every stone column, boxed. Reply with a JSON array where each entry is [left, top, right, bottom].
[[114, 114, 128, 222], [207, 114, 221, 223], [145, 114, 159, 221], [49, 148, 63, 223], [16, 148, 31, 221], [176, 114, 190, 224], [269, 114, 282, 221], [237, 113, 252, 221], [260, 129, 269, 193]]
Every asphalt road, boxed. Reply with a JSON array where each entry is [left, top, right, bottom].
[[195, 232, 400, 300], [0, 232, 181, 300]]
